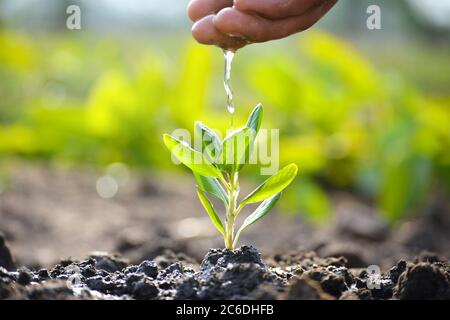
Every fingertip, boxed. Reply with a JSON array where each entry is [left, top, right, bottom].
[[191, 16, 215, 45], [192, 15, 248, 50], [187, 0, 235, 22], [213, 7, 233, 22], [214, 8, 268, 42], [213, 7, 242, 37], [186, 0, 197, 22]]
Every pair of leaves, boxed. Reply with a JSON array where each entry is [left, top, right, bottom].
[[220, 127, 255, 173], [230, 164, 298, 243], [196, 104, 263, 174], [196, 163, 298, 237], [221, 104, 263, 172], [196, 122, 254, 172]]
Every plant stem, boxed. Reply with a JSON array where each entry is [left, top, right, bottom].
[[218, 175, 230, 192], [224, 172, 239, 250]]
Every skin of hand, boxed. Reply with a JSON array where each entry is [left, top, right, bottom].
[[187, 0, 338, 50]]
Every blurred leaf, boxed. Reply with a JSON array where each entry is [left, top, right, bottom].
[[379, 156, 432, 222], [170, 43, 213, 127], [284, 180, 331, 224], [0, 32, 448, 223]]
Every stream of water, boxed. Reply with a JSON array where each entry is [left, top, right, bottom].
[[223, 50, 235, 128]]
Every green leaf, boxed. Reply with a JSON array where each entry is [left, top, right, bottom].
[[220, 127, 255, 173], [163, 134, 222, 177], [194, 173, 229, 205], [233, 192, 281, 247], [195, 122, 222, 161], [196, 188, 225, 235], [242, 163, 298, 205], [246, 104, 263, 135]]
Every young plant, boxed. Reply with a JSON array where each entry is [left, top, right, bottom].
[[163, 105, 298, 250]]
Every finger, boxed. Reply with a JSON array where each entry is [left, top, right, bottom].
[[234, 0, 323, 20], [187, 0, 233, 22], [214, 1, 336, 42], [192, 15, 248, 50]]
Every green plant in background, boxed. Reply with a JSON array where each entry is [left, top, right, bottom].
[[163, 105, 298, 249], [0, 31, 448, 224]]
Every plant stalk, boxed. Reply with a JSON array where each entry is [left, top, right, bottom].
[[224, 172, 239, 250]]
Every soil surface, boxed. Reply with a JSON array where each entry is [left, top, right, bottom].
[[0, 165, 449, 300], [1, 245, 449, 300]]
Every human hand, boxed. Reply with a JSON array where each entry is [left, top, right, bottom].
[[187, 0, 338, 50]]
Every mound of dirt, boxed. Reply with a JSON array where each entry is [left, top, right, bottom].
[[1, 245, 449, 300]]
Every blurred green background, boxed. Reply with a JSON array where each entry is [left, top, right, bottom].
[[0, 0, 449, 224]]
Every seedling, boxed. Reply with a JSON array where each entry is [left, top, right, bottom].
[[163, 105, 298, 250]]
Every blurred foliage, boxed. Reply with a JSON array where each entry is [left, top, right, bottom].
[[0, 30, 448, 223]]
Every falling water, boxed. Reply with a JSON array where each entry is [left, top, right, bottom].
[[223, 49, 235, 127]]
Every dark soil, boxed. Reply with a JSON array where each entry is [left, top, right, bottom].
[[0, 165, 449, 300], [1, 242, 449, 300]]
